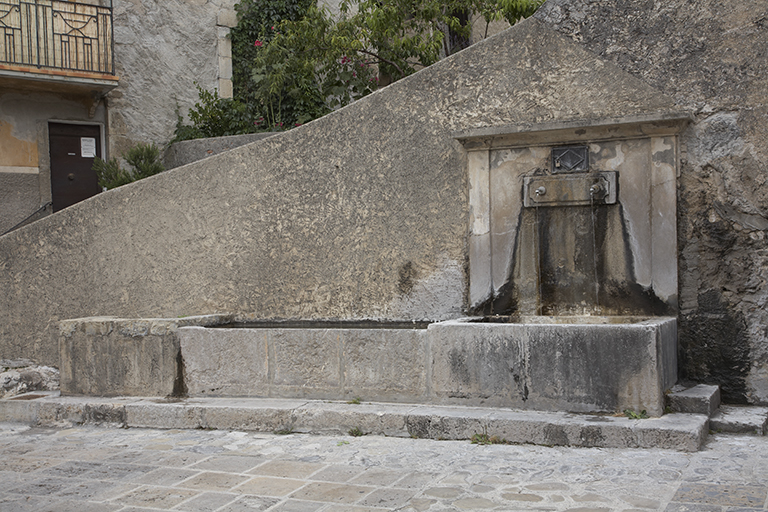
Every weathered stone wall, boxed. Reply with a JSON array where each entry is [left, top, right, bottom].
[[59, 315, 232, 396], [0, 18, 678, 367], [163, 133, 275, 170], [107, 0, 236, 157], [535, 0, 768, 404]]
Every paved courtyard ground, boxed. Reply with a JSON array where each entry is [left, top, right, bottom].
[[0, 422, 766, 511]]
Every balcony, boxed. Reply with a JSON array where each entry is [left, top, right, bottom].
[[0, 0, 117, 94]]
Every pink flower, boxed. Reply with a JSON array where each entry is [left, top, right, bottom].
[[295, 123, 302, 126], [254, 40, 262, 47], [271, 26, 275, 30]]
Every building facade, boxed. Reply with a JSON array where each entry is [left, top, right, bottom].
[[0, 0, 235, 235]]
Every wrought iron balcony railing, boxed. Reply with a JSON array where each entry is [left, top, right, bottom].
[[0, 0, 114, 76]]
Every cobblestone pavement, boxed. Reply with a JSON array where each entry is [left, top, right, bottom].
[[0, 423, 766, 512]]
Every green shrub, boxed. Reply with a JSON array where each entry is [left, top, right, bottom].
[[174, 0, 543, 140], [93, 157, 133, 190], [93, 142, 165, 190], [125, 142, 164, 179], [172, 85, 260, 143]]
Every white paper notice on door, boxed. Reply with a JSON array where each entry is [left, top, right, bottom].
[[81, 137, 96, 158]]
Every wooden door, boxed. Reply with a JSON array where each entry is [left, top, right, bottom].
[[49, 123, 102, 212]]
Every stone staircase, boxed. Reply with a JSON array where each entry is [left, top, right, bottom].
[[0, 383, 766, 452], [666, 383, 768, 435]]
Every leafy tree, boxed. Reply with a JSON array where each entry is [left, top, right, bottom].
[[230, 0, 315, 106], [250, 0, 542, 127], [175, 0, 542, 140]]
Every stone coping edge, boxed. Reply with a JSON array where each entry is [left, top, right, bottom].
[[453, 112, 694, 149], [58, 314, 235, 338], [0, 394, 708, 452]]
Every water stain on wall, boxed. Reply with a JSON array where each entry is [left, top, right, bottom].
[[0, 120, 38, 167]]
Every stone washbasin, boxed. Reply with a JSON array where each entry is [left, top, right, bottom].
[[178, 316, 676, 416]]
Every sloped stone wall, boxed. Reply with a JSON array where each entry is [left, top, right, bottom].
[[536, 0, 768, 403]]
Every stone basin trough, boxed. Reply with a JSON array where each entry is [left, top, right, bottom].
[[59, 315, 676, 417]]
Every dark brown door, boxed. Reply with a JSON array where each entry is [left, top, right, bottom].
[[49, 123, 102, 212]]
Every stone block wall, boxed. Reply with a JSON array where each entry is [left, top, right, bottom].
[[58, 315, 232, 397], [163, 133, 276, 170]]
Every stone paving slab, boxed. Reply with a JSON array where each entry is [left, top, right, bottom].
[[0, 394, 710, 451], [0, 422, 767, 512]]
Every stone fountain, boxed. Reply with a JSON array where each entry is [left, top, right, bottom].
[[59, 114, 690, 419]]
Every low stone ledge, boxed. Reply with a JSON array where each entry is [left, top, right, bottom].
[[178, 325, 430, 402], [163, 133, 276, 169], [0, 395, 711, 451], [58, 314, 233, 397], [710, 405, 768, 435]]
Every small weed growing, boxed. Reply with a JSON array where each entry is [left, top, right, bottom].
[[471, 432, 508, 445], [274, 428, 294, 435], [348, 427, 365, 437], [337, 440, 350, 446], [624, 409, 649, 419], [346, 397, 362, 405]]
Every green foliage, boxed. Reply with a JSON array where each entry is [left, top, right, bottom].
[[93, 142, 165, 190], [172, 84, 260, 143], [125, 142, 164, 180], [249, 0, 544, 126], [230, 0, 315, 103], [498, 0, 542, 24], [346, 397, 362, 405], [175, 0, 543, 139], [348, 427, 365, 437], [624, 409, 649, 419], [93, 157, 133, 190]]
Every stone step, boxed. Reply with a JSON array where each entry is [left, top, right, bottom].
[[710, 405, 768, 435], [0, 392, 709, 452], [666, 384, 721, 416]]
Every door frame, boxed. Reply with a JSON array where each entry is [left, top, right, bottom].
[[44, 119, 107, 210]]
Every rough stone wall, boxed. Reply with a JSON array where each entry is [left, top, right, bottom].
[[107, 0, 236, 157], [0, 18, 678, 367], [163, 133, 275, 169], [535, 0, 768, 404]]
